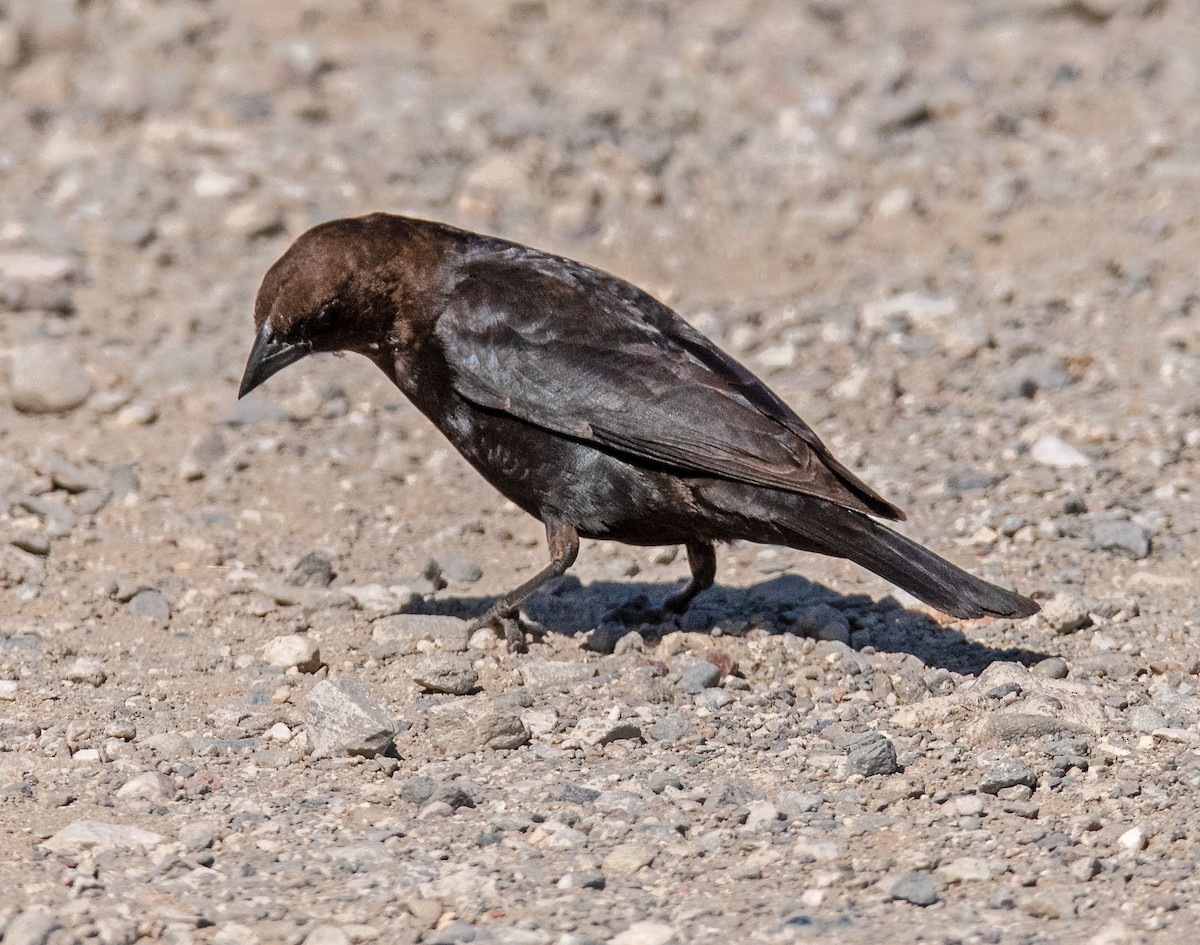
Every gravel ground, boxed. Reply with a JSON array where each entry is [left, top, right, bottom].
[[2, 1, 1199, 943]]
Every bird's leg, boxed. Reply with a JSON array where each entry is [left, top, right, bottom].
[[470, 519, 579, 652], [662, 540, 717, 614]]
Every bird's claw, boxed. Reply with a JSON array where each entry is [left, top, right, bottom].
[[469, 613, 542, 653]]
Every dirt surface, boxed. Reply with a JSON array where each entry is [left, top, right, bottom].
[[2, 1, 1199, 943]]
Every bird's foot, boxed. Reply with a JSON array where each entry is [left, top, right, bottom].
[[468, 612, 543, 654]]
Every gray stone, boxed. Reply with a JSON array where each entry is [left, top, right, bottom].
[[426, 699, 530, 755], [519, 659, 596, 688], [128, 589, 170, 622], [179, 432, 226, 481], [889, 871, 939, 906], [3, 908, 61, 945], [777, 791, 824, 815], [679, 660, 721, 693], [9, 344, 92, 414], [372, 614, 472, 654], [64, 657, 106, 687], [305, 677, 395, 758], [409, 654, 478, 695], [1032, 657, 1069, 679], [1092, 521, 1152, 560], [979, 757, 1037, 794], [288, 550, 336, 587], [179, 825, 215, 851], [438, 551, 483, 583], [647, 715, 693, 744], [1128, 705, 1167, 734], [846, 732, 899, 777], [795, 603, 851, 645]]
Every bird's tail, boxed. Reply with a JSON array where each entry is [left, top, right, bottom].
[[816, 512, 1039, 619], [712, 487, 1040, 619]]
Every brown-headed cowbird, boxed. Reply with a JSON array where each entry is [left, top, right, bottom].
[[239, 213, 1038, 648]]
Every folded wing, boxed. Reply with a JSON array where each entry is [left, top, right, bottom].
[[437, 248, 904, 521]]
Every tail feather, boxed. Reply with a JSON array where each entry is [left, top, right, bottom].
[[770, 499, 1039, 619]]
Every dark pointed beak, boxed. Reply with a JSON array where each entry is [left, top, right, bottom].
[[238, 322, 311, 399]]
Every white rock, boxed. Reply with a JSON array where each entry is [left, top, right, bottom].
[[611, 920, 678, 945], [1031, 435, 1091, 468], [1118, 825, 1147, 852], [116, 771, 176, 802], [64, 657, 106, 687], [0, 252, 78, 282], [304, 677, 395, 758], [42, 820, 167, 854], [343, 583, 410, 614], [571, 717, 642, 747], [939, 856, 1004, 882], [265, 722, 293, 742], [263, 634, 321, 673], [0, 679, 16, 700], [9, 344, 92, 414]]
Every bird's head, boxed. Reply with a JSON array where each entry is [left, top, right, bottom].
[[238, 214, 424, 398]]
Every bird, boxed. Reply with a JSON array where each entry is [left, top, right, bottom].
[[238, 213, 1039, 650]]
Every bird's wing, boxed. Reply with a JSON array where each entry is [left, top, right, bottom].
[[436, 250, 903, 520]]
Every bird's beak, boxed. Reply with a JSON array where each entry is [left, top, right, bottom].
[[238, 322, 311, 399]]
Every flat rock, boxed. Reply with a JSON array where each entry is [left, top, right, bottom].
[[2, 908, 61, 945], [890, 871, 939, 906], [304, 677, 395, 758], [939, 857, 1006, 883], [9, 344, 92, 414], [1092, 521, 1152, 560], [602, 842, 657, 876], [611, 921, 678, 945], [41, 819, 167, 854], [425, 699, 531, 755], [519, 658, 597, 688], [409, 653, 478, 694], [979, 756, 1037, 794], [571, 717, 643, 747]]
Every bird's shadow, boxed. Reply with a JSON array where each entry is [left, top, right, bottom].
[[404, 574, 1049, 676]]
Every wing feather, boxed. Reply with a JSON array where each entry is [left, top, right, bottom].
[[437, 250, 903, 520]]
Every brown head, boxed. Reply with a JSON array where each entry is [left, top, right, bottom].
[[238, 213, 443, 398]]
